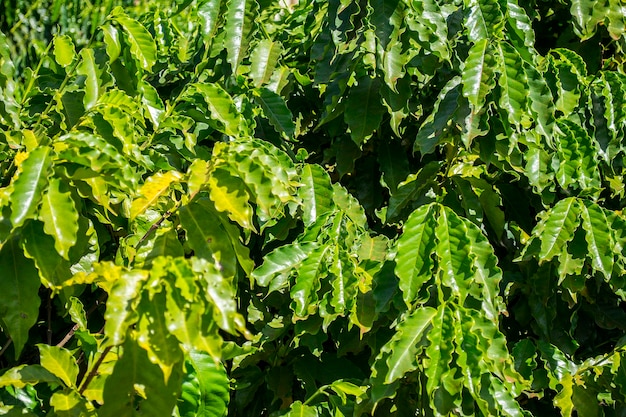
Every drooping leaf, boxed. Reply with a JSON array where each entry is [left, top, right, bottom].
[[372, 307, 436, 384], [110, 7, 157, 71], [99, 337, 182, 417], [250, 39, 282, 87], [345, 76, 386, 146], [254, 87, 295, 138], [0, 235, 41, 359], [39, 178, 79, 259], [9, 147, 52, 229], [395, 204, 437, 306], [298, 164, 335, 226], [177, 350, 230, 417], [224, 0, 258, 74]]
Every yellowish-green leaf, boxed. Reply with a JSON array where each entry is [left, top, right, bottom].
[[130, 171, 182, 221], [53, 35, 76, 68], [208, 168, 255, 231], [38, 344, 79, 388]]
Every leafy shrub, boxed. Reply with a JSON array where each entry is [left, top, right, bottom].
[[1, 0, 626, 416]]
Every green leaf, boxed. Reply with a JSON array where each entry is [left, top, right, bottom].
[[21, 220, 72, 289], [100, 337, 183, 417], [496, 41, 528, 128], [208, 168, 255, 231], [177, 350, 230, 417], [188, 83, 246, 137], [424, 305, 458, 401], [414, 78, 463, 155], [462, 38, 496, 111], [37, 344, 79, 388], [224, 0, 258, 74], [9, 147, 52, 229], [50, 389, 92, 417], [374, 307, 437, 384], [377, 139, 410, 193], [291, 245, 329, 318], [53, 35, 76, 68], [77, 48, 106, 110], [198, 0, 223, 42], [39, 178, 79, 259], [103, 267, 149, 346], [345, 76, 386, 146], [0, 235, 41, 359], [254, 88, 295, 138], [395, 204, 437, 306], [250, 39, 282, 87], [524, 61, 555, 139], [284, 401, 318, 417], [536, 198, 581, 262], [298, 164, 335, 226], [136, 291, 184, 382], [110, 7, 157, 71], [465, 0, 505, 42], [0, 364, 61, 388], [580, 201, 613, 279], [252, 242, 318, 288], [179, 200, 240, 278], [102, 23, 122, 62]]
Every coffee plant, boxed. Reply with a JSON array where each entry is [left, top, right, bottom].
[[1, 0, 626, 415]]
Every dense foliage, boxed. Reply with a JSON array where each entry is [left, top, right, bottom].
[[1, 0, 626, 415]]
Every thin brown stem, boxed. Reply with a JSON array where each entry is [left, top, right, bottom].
[[78, 345, 113, 395], [56, 324, 79, 348], [0, 339, 13, 358]]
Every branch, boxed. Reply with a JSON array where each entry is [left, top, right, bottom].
[[0, 338, 13, 358], [78, 345, 113, 395]]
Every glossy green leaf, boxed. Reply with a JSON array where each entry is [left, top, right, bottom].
[[0, 235, 41, 359], [136, 291, 184, 382], [374, 307, 436, 384], [224, 0, 258, 73], [536, 198, 581, 262], [39, 178, 79, 259], [179, 200, 239, 278], [110, 7, 157, 71], [497, 41, 528, 128], [580, 201, 613, 279], [254, 87, 295, 138], [462, 38, 496, 111], [252, 242, 318, 288], [345, 76, 386, 146], [37, 344, 79, 388], [198, 0, 223, 41], [298, 164, 335, 226], [103, 267, 149, 346], [177, 350, 230, 417], [250, 39, 282, 87], [395, 204, 437, 306], [9, 147, 51, 229], [50, 389, 92, 417], [465, 0, 505, 42], [21, 220, 72, 289], [188, 83, 246, 137], [77, 48, 105, 110]]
